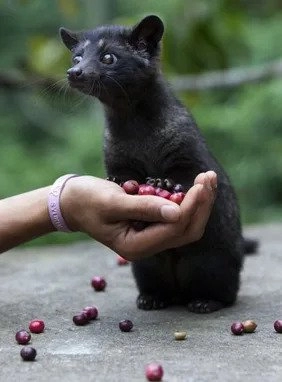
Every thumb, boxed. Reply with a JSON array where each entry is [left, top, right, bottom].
[[112, 194, 181, 223]]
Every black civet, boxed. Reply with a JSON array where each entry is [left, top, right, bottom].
[[60, 16, 257, 313]]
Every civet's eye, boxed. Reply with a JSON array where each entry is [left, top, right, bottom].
[[100, 53, 117, 65], [73, 56, 82, 64]]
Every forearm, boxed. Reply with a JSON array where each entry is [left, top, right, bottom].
[[0, 187, 55, 253]]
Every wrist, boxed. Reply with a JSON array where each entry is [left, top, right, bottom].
[[48, 174, 80, 232], [59, 176, 84, 232]]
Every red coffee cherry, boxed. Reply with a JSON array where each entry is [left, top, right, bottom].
[[145, 363, 164, 381], [91, 276, 107, 291], [29, 319, 45, 334]]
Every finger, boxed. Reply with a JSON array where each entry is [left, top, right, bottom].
[[118, 222, 179, 260], [194, 172, 206, 186], [181, 184, 215, 243], [179, 183, 203, 218], [109, 194, 181, 223], [113, 186, 203, 259], [114, 184, 215, 259], [129, 185, 207, 254], [193, 173, 217, 206], [194, 171, 217, 191], [206, 171, 217, 190]]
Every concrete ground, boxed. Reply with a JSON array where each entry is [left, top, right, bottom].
[[0, 223, 281, 382]]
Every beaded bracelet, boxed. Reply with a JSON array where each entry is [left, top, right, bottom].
[[48, 174, 79, 232]]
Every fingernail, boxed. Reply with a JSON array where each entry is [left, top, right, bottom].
[[161, 205, 180, 221]]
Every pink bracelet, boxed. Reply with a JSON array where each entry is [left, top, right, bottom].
[[48, 174, 79, 232]]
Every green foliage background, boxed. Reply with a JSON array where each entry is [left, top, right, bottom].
[[1, 0, 282, 246]]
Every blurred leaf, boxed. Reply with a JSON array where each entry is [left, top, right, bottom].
[[59, 0, 79, 18], [27, 36, 66, 76]]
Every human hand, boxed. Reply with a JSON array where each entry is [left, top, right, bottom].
[[60, 172, 217, 261]]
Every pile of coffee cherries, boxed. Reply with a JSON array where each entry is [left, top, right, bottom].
[[107, 177, 186, 231], [121, 177, 186, 205]]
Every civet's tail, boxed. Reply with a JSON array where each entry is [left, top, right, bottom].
[[244, 237, 259, 255]]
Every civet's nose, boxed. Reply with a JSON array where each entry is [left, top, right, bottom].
[[67, 67, 83, 80]]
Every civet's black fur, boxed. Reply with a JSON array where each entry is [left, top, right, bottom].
[[60, 15, 257, 313]]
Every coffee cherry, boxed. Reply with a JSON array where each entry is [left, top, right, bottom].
[[146, 177, 156, 186], [145, 363, 164, 381], [82, 306, 98, 320], [73, 312, 89, 326], [174, 331, 187, 340], [155, 189, 171, 199], [169, 192, 185, 205], [155, 178, 164, 188], [119, 319, 133, 332], [15, 330, 31, 345], [173, 184, 184, 193], [274, 320, 282, 333], [117, 255, 129, 265], [155, 187, 162, 195], [29, 319, 45, 334], [231, 322, 244, 335], [91, 276, 107, 291], [122, 180, 139, 195], [242, 320, 257, 333], [138, 185, 156, 196], [20, 346, 37, 361], [163, 178, 175, 191], [106, 176, 120, 185]]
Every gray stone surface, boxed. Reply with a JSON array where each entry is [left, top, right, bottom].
[[0, 224, 282, 382]]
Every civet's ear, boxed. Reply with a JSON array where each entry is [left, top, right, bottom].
[[59, 27, 79, 50], [130, 15, 164, 47]]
